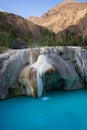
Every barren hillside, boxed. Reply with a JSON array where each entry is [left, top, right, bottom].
[[29, 1, 87, 39]]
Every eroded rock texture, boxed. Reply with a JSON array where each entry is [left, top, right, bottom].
[[0, 46, 87, 99]]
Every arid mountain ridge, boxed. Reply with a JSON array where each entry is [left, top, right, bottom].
[[0, 1, 87, 48], [0, 12, 46, 41], [29, 1, 87, 40], [0, 11, 55, 48]]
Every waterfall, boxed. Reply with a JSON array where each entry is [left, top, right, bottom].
[[30, 52, 50, 99], [36, 69, 43, 97], [43, 87, 46, 97], [41, 75, 50, 100], [30, 49, 33, 65]]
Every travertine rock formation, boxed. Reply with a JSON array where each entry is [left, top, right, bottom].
[[0, 46, 87, 99]]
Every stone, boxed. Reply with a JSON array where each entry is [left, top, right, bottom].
[[0, 46, 87, 99], [0, 49, 30, 99], [18, 47, 84, 97]]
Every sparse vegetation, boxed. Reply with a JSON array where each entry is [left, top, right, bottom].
[[0, 11, 87, 49], [5, 27, 17, 47], [56, 29, 85, 46], [0, 33, 6, 47], [38, 28, 56, 46], [0, 24, 87, 49], [2, 11, 8, 16]]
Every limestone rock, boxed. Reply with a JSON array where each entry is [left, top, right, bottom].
[[0, 49, 30, 99], [0, 46, 87, 99], [18, 47, 85, 97]]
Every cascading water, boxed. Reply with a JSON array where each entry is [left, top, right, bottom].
[[41, 75, 50, 101], [30, 49, 33, 65]]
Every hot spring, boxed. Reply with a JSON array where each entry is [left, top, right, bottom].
[[0, 89, 87, 130]]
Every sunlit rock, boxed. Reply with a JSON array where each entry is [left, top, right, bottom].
[[18, 47, 84, 97], [0, 46, 87, 99]]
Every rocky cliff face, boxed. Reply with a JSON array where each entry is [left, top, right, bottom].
[[0, 46, 87, 100], [29, 1, 87, 39]]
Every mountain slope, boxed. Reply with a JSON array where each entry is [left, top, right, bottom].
[[0, 12, 44, 40], [29, 1, 87, 39], [0, 12, 53, 48]]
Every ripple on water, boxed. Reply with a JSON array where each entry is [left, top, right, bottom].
[[41, 96, 50, 100]]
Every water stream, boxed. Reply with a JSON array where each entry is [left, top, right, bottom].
[[41, 87, 50, 100]]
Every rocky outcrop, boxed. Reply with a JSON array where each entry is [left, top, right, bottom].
[[0, 46, 87, 99], [0, 48, 39, 99]]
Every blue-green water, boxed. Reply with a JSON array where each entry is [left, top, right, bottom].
[[0, 89, 87, 130]]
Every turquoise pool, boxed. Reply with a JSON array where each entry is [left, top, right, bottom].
[[0, 89, 87, 130]]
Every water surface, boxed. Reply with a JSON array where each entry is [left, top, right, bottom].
[[0, 89, 87, 130]]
